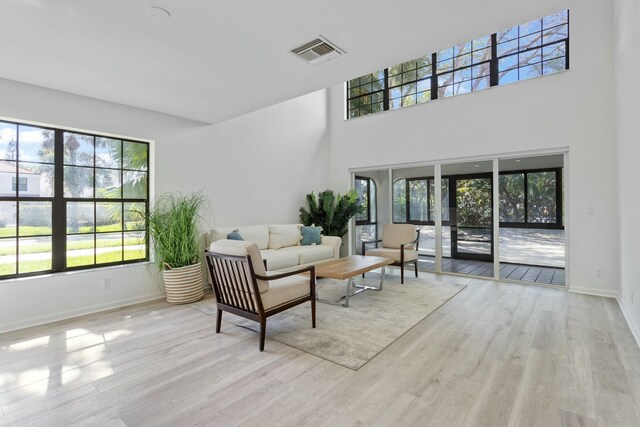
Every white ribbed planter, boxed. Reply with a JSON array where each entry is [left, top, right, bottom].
[[162, 262, 204, 304]]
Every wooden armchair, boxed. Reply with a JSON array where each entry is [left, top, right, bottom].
[[204, 239, 316, 352], [362, 224, 420, 284]]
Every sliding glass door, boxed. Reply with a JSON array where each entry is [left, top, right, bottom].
[[440, 161, 494, 277]]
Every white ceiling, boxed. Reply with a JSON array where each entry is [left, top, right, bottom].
[[0, 0, 564, 124]]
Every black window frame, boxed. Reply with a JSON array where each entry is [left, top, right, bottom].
[[0, 119, 150, 280], [355, 175, 376, 226], [346, 10, 569, 119]]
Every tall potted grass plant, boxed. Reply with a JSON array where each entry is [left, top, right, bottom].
[[145, 192, 207, 304]]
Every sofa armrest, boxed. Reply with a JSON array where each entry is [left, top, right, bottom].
[[321, 235, 342, 259]]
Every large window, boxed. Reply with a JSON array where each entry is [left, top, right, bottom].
[[499, 169, 562, 227], [393, 177, 450, 224], [0, 120, 149, 278], [497, 11, 569, 85], [346, 10, 569, 119]]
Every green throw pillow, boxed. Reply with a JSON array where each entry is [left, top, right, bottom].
[[227, 230, 243, 241], [300, 226, 322, 246]]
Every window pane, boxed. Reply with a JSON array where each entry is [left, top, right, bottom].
[[393, 180, 406, 222], [497, 26, 519, 42], [0, 202, 16, 237], [124, 232, 146, 261], [123, 141, 148, 171], [67, 234, 95, 267], [64, 133, 94, 166], [472, 47, 491, 64], [96, 202, 122, 232], [95, 137, 121, 169], [96, 169, 122, 198], [473, 36, 491, 50], [497, 40, 518, 57], [519, 33, 542, 49], [18, 236, 52, 273], [417, 91, 431, 104], [0, 238, 16, 275], [0, 122, 18, 161], [124, 202, 145, 230], [18, 162, 54, 197], [543, 42, 566, 61], [18, 125, 55, 163], [543, 58, 566, 75], [123, 171, 147, 199], [409, 180, 429, 222], [519, 49, 542, 67], [355, 178, 369, 222], [96, 232, 123, 264], [500, 174, 525, 222], [442, 179, 450, 221], [64, 166, 93, 198], [520, 64, 542, 80], [519, 19, 542, 36], [528, 172, 557, 223], [0, 161, 16, 195], [19, 201, 52, 236], [543, 11, 568, 28], [67, 201, 95, 233], [543, 24, 568, 44]]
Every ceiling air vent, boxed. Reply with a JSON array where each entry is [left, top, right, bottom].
[[290, 36, 345, 65]]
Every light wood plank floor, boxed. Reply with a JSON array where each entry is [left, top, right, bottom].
[[1, 272, 639, 426]]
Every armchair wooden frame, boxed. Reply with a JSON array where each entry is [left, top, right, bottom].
[[361, 229, 421, 284], [204, 250, 316, 352]]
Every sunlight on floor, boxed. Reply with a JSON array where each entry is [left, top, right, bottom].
[[7, 335, 50, 352]]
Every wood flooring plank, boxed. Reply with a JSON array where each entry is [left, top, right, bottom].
[[1, 275, 639, 426]]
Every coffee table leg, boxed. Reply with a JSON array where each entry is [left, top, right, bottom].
[[379, 266, 385, 291], [344, 277, 353, 307]]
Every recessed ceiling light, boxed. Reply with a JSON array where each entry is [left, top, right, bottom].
[[148, 6, 171, 20], [515, 159, 521, 162], [474, 164, 480, 167]]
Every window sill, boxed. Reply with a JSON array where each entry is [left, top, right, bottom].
[[0, 261, 155, 284]]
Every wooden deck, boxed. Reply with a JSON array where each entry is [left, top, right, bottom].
[[418, 256, 565, 286]]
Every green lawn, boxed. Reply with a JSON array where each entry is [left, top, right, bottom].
[[0, 248, 146, 274], [0, 236, 145, 256], [0, 222, 144, 238]]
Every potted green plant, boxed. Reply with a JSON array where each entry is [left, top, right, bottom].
[[299, 189, 365, 237], [145, 191, 207, 304]]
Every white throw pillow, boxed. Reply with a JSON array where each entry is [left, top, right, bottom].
[[268, 224, 302, 250]]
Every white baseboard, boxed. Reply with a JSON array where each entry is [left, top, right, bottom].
[[617, 296, 640, 349], [568, 286, 619, 298], [0, 292, 165, 334]]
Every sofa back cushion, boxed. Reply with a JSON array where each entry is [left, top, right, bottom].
[[210, 225, 269, 250], [209, 239, 269, 293], [268, 224, 302, 249]]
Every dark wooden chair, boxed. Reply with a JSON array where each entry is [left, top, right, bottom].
[[204, 239, 316, 352], [362, 224, 420, 284]]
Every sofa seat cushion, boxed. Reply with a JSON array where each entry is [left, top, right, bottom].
[[211, 225, 269, 250], [262, 275, 310, 310], [260, 249, 299, 271], [280, 245, 334, 265], [365, 247, 419, 262]]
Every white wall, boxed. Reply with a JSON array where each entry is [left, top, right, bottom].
[[615, 0, 640, 342], [328, 1, 619, 295], [0, 78, 329, 333]]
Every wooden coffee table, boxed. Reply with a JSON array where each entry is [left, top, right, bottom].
[[314, 255, 393, 307]]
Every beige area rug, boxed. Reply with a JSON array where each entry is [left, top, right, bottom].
[[191, 275, 465, 370]]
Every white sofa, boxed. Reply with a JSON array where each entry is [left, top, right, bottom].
[[206, 224, 341, 272]]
